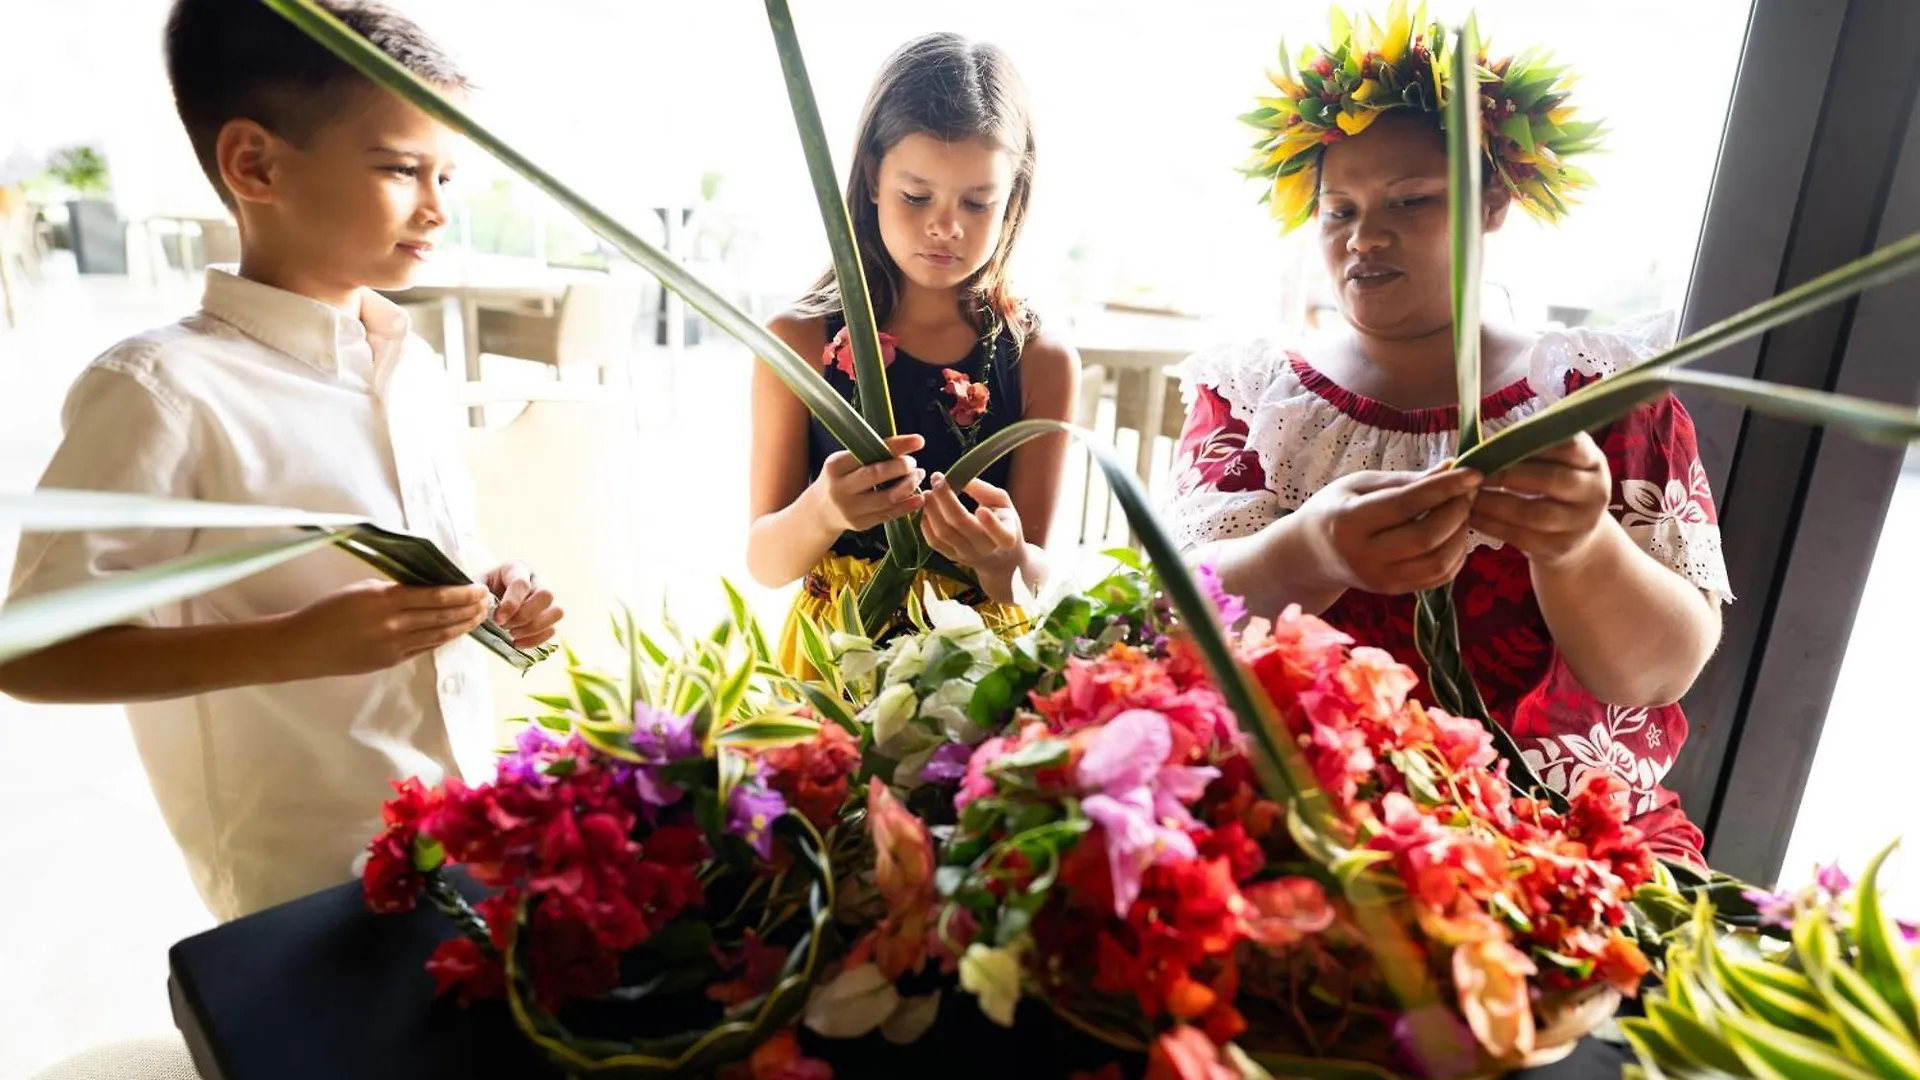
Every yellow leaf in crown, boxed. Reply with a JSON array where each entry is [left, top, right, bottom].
[[1353, 77, 1383, 104], [1378, 0, 1412, 65], [1272, 164, 1319, 226], [1261, 126, 1325, 170], [1337, 108, 1380, 136], [1266, 69, 1306, 99]]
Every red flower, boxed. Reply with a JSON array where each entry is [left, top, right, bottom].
[[424, 892, 516, 1005], [425, 936, 505, 1005], [708, 929, 790, 1007], [822, 326, 898, 381], [1240, 877, 1334, 948], [719, 1030, 833, 1080], [362, 777, 445, 913], [760, 724, 862, 830], [1195, 821, 1263, 884], [363, 829, 425, 914], [942, 368, 992, 427]]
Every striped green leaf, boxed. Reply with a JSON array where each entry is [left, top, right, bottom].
[[713, 714, 823, 750], [1853, 841, 1920, 1040], [1645, 996, 1747, 1076], [1719, 1010, 1880, 1080]]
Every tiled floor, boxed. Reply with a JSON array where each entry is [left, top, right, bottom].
[[1, 265, 1915, 1077]]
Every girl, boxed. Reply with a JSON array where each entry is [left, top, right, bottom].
[[748, 32, 1078, 672], [1168, 10, 1729, 867]]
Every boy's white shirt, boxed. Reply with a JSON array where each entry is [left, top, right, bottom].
[[9, 269, 496, 922]]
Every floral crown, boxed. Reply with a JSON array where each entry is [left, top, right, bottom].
[[1242, 0, 1603, 232]]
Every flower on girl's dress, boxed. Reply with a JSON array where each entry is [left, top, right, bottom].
[[942, 368, 991, 427], [822, 325, 899, 380]]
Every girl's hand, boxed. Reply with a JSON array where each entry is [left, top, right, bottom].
[[812, 433, 927, 534], [1295, 467, 1483, 596], [922, 473, 1025, 581], [1468, 433, 1612, 570]]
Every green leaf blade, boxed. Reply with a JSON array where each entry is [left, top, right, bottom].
[[1447, 19, 1484, 457], [0, 531, 343, 663]]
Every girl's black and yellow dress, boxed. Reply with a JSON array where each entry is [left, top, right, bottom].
[[776, 312, 1027, 676]]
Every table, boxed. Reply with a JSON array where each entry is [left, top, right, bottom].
[[169, 879, 1635, 1080]]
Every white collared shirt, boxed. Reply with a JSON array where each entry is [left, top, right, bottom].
[[9, 269, 494, 921]]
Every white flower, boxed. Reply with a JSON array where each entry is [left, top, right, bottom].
[[923, 585, 985, 633], [882, 636, 926, 687], [959, 942, 1024, 1027], [833, 632, 882, 684], [881, 991, 943, 1044], [804, 962, 901, 1039], [893, 743, 940, 790], [869, 683, 919, 748], [878, 722, 943, 770], [919, 679, 987, 745]]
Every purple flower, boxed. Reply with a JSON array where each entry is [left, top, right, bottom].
[[920, 742, 973, 784], [1391, 1004, 1480, 1080], [1744, 887, 1799, 930], [1900, 920, 1919, 944], [495, 726, 590, 786], [625, 705, 702, 807], [1075, 709, 1218, 917], [1196, 559, 1247, 629], [726, 765, 788, 861], [1816, 862, 1853, 898], [631, 704, 701, 762]]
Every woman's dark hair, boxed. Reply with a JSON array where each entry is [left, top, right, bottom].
[[792, 32, 1039, 348]]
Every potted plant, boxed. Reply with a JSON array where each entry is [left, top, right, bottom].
[[46, 144, 126, 275]]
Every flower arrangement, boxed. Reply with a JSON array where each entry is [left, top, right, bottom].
[[359, 608, 855, 1076], [795, 563, 1655, 1077], [351, 547, 1671, 1077]]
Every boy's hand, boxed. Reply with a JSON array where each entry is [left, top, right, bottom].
[[1294, 467, 1483, 596], [277, 581, 490, 678], [486, 561, 564, 648], [812, 433, 927, 534], [1468, 433, 1613, 570]]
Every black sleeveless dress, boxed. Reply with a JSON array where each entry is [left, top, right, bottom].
[[805, 312, 1025, 563]]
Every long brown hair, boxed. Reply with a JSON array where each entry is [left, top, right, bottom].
[[792, 32, 1039, 349]]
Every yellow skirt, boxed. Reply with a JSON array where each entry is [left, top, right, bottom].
[[776, 552, 1026, 680]]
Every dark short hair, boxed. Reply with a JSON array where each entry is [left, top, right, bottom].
[[164, 0, 469, 209]]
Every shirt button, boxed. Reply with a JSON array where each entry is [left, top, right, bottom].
[[440, 674, 463, 695]]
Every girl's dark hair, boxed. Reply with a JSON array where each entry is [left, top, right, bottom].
[[792, 33, 1039, 349]]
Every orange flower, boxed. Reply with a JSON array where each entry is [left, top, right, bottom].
[[1146, 1025, 1239, 1080], [1595, 933, 1651, 997], [868, 778, 933, 904], [942, 368, 992, 427], [1452, 938, 1538, 1061]]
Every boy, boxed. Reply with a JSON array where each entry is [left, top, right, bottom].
[[0, 0, 563, 921]]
